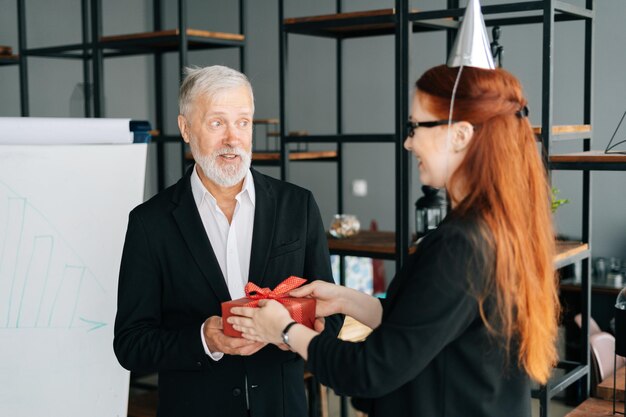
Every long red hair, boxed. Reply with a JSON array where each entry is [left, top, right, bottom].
[[417, 65, 558, 384]]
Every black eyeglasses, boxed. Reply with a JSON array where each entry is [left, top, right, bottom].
[[406, 120, 455, 137]]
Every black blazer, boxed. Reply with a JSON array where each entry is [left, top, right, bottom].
[[114, 168, 338, 417], [307, 215, 531, 417]]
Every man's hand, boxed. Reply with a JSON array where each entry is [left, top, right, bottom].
[[313, 317, 326, 333], [203, 316, 266, 356]]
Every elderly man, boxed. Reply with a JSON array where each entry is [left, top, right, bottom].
[[114, 65, 339, 417]]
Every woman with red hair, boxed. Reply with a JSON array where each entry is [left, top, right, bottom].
[[228, 65, 559, 417]]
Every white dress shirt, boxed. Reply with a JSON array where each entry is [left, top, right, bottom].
[[190, 166, 256, 360]]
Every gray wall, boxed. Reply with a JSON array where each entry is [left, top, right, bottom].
[[1, 0, 625, 263]]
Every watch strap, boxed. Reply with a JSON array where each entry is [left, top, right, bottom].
[[281, 321, 298, 346]]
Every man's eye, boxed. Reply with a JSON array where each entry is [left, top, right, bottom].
[[209, 120, 223, 129], [238, 120, 250, 128]]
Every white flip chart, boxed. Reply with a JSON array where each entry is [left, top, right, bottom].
[[0, 119, 147, 417]]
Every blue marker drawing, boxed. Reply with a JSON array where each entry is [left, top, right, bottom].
[[0, 180, 108, 331]]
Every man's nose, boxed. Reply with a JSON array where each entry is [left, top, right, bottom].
[[223, 123, 241, 145]]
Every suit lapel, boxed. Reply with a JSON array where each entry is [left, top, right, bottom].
[[171, 170, 231, 302], [248, 169, 276, 287]]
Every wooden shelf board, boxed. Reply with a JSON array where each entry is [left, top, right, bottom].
[[327, 230, 416, 257], [285, 8, 395, 25], [266, 131, 309, 138], [101, 29, 244, 43], [284, 8, 459, 37], [555, 241, 588, 265], [253, 118, 279, 125], [99, 29, 244, 53], [284, 9, 402, 37], [550, 151, 626, 163], [328, 234, 585, 265], [0, 54, 19, 65], [183, 150, 337, 162], [532, 124, 591, 135], [560, 280, 623, 296], [253, 150, 337, 161]]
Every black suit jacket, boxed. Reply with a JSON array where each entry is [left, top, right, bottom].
[[307, 214, 531, 417], [114, 168, 338, 417]]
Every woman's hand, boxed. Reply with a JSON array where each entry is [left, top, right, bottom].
[[289, 280, 346, 318], [228, 300, 294, 345], [292, 280, 383, 329]]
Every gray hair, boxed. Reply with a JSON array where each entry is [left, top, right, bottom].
[[178, 65, 254, 117]]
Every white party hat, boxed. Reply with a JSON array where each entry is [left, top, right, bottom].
[[447, 0, 495, 69]]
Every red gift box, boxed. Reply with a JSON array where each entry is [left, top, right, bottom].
[[221, 276, 316, 338]]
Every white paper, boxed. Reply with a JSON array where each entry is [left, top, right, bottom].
[[0, 117, 134, 144]]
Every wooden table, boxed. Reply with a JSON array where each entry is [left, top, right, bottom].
[[338, 316, 372, 342], [566, 397, 621, 417], [597, 366, 626, 401]]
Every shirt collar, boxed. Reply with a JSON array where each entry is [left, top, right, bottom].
[[190, 165, 256, 209]]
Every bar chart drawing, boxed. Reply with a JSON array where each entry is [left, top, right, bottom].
[[0, 181, 107, 332]]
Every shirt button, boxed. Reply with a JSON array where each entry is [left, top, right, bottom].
[[232, 388, 242, 397], [196, 361, 202, 367]]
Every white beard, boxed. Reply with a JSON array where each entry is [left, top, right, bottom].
[[192, 144, 252, 187]]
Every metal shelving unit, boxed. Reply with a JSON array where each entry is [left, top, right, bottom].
[[278, 2, 410, 416], [279, 0, 412, 289], [14, 0, 247, 191], [92, 0, 247, 190]]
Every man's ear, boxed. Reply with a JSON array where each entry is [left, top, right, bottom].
[[177, 115, 190, 144], [451, 121, 474, 153]]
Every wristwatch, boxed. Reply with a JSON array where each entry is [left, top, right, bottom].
[[281, 321, 298, 346]]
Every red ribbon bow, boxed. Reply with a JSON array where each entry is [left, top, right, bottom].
[[244, 276, 307, 322]]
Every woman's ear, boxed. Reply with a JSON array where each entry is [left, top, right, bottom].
[[451, 121, 474, 153]]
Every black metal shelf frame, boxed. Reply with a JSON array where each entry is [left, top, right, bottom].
[[93, 0, 246, 190], [279, 2, 410, 415], [282, 1, 593, 38], [14, 0, 92, 116], [14, 0, 246, 191]]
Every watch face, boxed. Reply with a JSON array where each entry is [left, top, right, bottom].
[[281, 321, 297, 346]]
